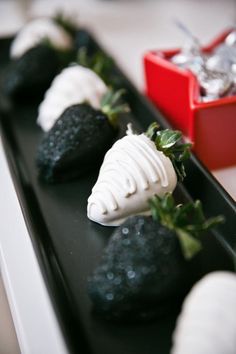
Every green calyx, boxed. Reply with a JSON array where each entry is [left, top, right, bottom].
[[77, 47, 114, 84], [53, 12, 77, 37], [146, 122, 192, 181], [149, 193, 224, 260], [101, 89, 130, 128]]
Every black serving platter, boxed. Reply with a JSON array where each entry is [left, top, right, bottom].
[[0, 31, 236, 354]]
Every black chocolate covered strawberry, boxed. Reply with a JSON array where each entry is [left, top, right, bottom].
[[88, 193, 223, 321], [3, 15, 76, 98], [36, 90, 128, 182], [3, 45, 60, 97]]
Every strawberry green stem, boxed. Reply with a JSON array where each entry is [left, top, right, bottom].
[[149, 193, 224, 260], [146, 122, 192, 181], [101, 89, 130, 128], [77, 47, 114, 84]]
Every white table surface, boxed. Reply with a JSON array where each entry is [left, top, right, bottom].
[[0, 1, 235, 353]]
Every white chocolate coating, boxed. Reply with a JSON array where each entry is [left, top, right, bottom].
[[37, 65, 108, 131], [172, 272, 236, 354], [10, 18, 72, 59], [87, 129, 177, 226]]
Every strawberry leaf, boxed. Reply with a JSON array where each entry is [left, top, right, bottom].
[[77, 47, 114, 84], [149, 193, 224, 260], [156, 129, 182, 148], [101, 89, 130, 128], [177, 229, 202, 260], [146, 122, 191, 181]]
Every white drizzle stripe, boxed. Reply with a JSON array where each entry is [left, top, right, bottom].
[[104, 147, 149, 190], [88, 197, 107, 215], [94, 181, 121, 210], [120, 139, 156, 187], [127, 138, 160, 183], [104, 135, 168, 186], [96, 175, 130, 198], [100, 162, 137, 195], [124, 140, 160, 185], [131, 135, 168, 186], [100, 154, 138, 193], [91, 188, 118, 212]]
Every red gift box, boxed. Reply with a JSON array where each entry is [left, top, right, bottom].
[[144, 29, 236, 170]]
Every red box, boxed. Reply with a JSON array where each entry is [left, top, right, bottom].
[[144, 29, 236, 170]]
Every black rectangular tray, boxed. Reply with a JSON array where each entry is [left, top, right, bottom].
[[0, 31, 236, 354]]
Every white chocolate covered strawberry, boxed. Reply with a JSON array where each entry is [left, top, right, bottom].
[[37, 65, 108, 132], [172, 272, 236, 354], [87, 123, 191, 226], [10, 17, 73, 59]]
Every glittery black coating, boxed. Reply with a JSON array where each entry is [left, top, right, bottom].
[[36, 103, 116, 182], [88, 216, 188, 321], [3, 44, 60, 97]]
